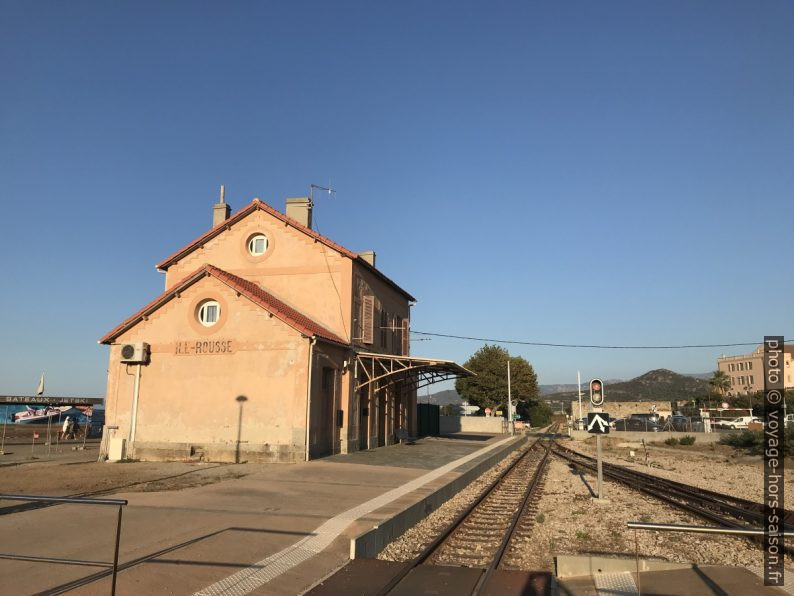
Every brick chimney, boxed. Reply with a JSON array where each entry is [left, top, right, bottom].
[[285, 197, 312, 228], [359, 251, 376, 267], [212, 185, 231, 227]]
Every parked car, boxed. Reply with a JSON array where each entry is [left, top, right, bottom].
[[630, 412, 661, 425], [722, 416, 760, 430], [670, 415, 705, 432], [614, 416, 662, 432]]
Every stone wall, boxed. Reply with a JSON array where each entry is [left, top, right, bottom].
[[440, 416, 508, 434]]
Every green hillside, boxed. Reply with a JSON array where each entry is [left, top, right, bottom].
[[545, 369, 710, 404]]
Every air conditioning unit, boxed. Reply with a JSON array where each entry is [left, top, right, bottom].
[[120, 342, 150, 364]]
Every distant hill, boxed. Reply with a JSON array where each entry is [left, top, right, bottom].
[[544, 369, 710, 404], [422, 389, 464, 406], [430, 369, 711, 407], [540, 379, 623, 396]]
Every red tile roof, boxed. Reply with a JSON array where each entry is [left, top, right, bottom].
[[155, 198, 415, 301], [99, 264, 348, 346]]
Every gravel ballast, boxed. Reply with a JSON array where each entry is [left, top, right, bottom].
[[565, 436, 794, 509], [379, 433, 794, 574]]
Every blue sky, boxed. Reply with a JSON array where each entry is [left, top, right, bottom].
[[1, 1, 792, 396]]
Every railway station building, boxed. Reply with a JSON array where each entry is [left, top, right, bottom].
[[99, 192, 471, 463]]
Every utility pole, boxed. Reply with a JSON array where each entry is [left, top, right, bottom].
[[577, 371, 583, 430], [507, 359, 514, 435]]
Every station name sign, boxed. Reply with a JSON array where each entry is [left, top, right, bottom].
[[175, 339, 234, 356]]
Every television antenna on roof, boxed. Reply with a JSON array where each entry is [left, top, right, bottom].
[[309, 183, 335, 207]]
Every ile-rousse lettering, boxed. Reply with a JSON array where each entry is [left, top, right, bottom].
[[175, 339, 233, 355]]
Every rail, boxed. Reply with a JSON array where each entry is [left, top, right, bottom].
[[473, 444, 551, 594], [0, 494, 127, 596], [376, 437, 545, 595], [552, 441, 794, 530]]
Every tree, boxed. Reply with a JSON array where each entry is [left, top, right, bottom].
[[455, 345, 540, 413], [525, 401, 553, 427], [708, 370, 731, 396]]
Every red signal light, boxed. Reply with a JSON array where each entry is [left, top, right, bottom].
[[590, 378, 604, 406]]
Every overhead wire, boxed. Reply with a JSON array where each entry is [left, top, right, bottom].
[[409, 330, 791, 350]]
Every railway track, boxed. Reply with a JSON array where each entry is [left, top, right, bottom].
[[551, 440, 794, 554], [373, 432, 555, 596]]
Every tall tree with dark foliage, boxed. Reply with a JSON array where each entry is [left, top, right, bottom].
[[455, 345, 542, 421]]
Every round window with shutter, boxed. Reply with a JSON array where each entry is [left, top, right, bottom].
[[197, 300, 221, 327], [247, 233, 269, 256]]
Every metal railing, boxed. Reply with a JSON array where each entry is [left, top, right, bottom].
[[626, 521, 782, 595], [0, 494, 127, 595], [627, 521, 779, 536]]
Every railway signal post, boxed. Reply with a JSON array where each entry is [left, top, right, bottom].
[[589, 378, 608, 500]]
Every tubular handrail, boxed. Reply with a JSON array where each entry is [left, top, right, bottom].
[[627, 521, 782, 536], [0, 493, 127, 595], [0, 493, 127, 506], [627, 521, 784, 595]]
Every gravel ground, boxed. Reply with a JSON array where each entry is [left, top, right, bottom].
[[0, 454, 251, 500], [516, 456, 791, 571], [565, 436, 794, 509], [378, 436, 793, 574]]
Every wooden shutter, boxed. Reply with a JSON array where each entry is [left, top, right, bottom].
[[362, 295, 374, 344], [402, 319, 410, 355]]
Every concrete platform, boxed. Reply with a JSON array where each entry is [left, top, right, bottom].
[[0, 433, 520, 595]]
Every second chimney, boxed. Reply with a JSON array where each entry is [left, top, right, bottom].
[[212, 185, 231, 227], [285, 197, 312, 228], [359, 251, 376, 267]]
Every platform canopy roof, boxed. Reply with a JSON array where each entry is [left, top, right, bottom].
[[354, 352, 474, 393]]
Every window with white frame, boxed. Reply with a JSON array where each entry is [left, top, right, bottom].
[[197, 300, 220, 326], [247, 234, 269, 256]]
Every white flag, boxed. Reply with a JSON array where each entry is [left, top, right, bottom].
[[36, 373, 44, 396]]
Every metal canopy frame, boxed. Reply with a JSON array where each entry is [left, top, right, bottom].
[[354, 352, 474, 393]]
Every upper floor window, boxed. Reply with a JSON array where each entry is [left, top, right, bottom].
[[197, 300, 220, 326], [247, 234, 269, 256], [380, 310, 388, 348]]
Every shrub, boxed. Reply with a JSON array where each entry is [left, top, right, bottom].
[[719, 430, 763, 454], [536, 512, 545, 524], [664, 437, 679, 446], [679, 435, 696, 446]]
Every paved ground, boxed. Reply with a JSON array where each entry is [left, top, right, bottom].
[[0, 433, 516, 595]]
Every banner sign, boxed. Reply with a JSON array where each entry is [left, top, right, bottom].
[[0, 396, 104, 406]]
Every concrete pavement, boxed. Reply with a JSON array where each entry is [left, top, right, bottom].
[[0, 434, 519, 595]]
